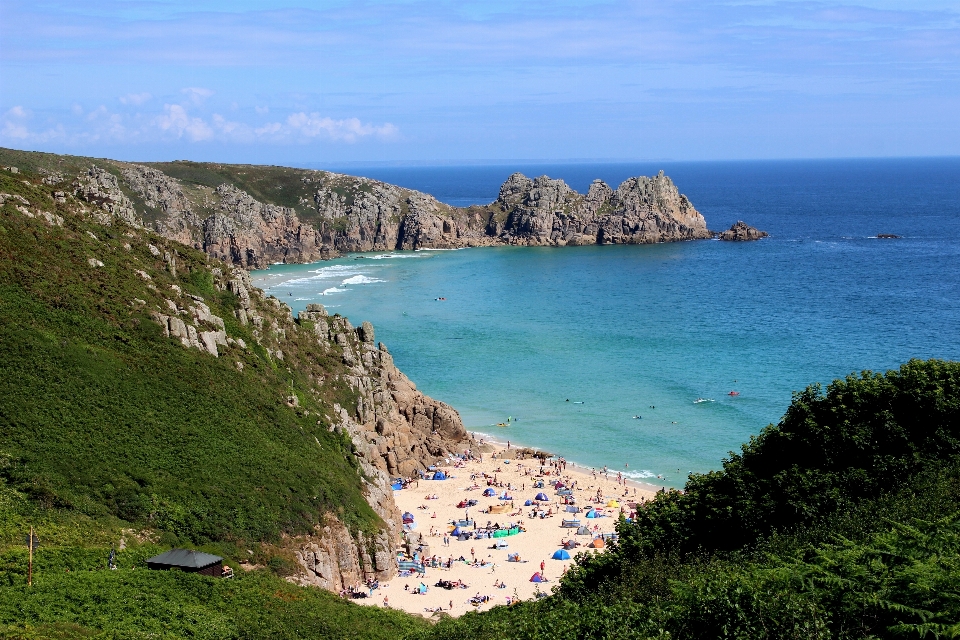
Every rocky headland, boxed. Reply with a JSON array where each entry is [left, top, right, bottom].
[[1, 157, 477, 594], [1, 148, 767, 271]]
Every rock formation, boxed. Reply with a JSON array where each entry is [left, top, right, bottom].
[[73, 165, 141, 227], [146, 265, 470, 591], [718, 220, 769, 241], [69, 160, 723, 267], [203, 184, 335, 268]]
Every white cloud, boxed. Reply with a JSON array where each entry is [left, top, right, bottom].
[[255, 105, 269, 114], [6, 106, 28, 119], [119, 92, 152, 106], [284, 113, 399, 142], [155, 104, 213, 141], [181, 87, 215, 104]]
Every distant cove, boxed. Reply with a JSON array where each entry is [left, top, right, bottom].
[[256, 158, 960, 486]]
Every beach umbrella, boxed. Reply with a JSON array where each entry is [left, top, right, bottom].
[[402, 512, 415, 523], [535, 492, 549, 501], [588, 538, 605, 549], [524, 499, 533, 506], [551, 549, 570, 560], [606, 500, 619, 508], [530, 572, 544, 582]]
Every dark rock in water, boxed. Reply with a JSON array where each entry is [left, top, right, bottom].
[[876, 234, 901, 239], [718, 221, 769, 241]]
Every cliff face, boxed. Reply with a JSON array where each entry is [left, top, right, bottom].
[[2, 157, 473, 594], [47, 155, 712, 266], [156, 267, 471, 591]]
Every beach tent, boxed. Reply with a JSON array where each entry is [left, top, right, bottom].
[[551, 549, 571, 560], [535, 493, 549, 501], [433, 471, 447, 480], [576, 526, 591, 535], [483, 488, 496, 497], [402, 512, 415, 523], [391, 482, 403, 490], [530, 572, 544, 583], [523, 499, 533, 506], [588, 538, 605, 549], [500, 493, 513, 500], [450, 527, 462, 537], [607, 500, 620, 508], [507, 553, 520, 562], [565, 506, 579, 513], [585, 510, 598, 519]]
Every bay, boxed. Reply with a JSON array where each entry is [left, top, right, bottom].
[[253, 158, 960, 487]]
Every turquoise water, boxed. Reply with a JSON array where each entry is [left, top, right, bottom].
[[254, 159, 960, 487]]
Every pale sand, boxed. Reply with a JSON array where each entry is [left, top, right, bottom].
[[356, 446, 660, 618]]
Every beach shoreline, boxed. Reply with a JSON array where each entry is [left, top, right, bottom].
[[468, 430, 670, 494], [353, 438, 660, 619]]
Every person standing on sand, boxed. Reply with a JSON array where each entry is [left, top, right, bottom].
[[471, 547, 475, 561], [383, 595, 389, 608]]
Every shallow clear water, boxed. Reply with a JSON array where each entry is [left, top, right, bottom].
[[254, 159, 960, 487]]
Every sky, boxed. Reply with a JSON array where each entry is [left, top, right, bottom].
[[1, 0, 959, 163]]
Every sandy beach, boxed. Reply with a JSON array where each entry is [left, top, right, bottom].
[[356, 439, 660, 618]]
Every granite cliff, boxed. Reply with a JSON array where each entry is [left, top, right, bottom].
[[0, 159, 472, 594], [0, 149, 753, 270]]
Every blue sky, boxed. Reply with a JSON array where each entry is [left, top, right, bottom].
[[1, 0, 958, 163]]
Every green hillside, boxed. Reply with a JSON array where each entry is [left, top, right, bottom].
[[2, 155, 960, 639], [0, 163, 428, 638], [414, 361, 960, 639]]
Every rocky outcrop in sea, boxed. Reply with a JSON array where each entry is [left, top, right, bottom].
[[718, 220, 769, 241]]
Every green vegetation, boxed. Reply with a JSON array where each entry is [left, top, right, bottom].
[[416, 361, 960, 639], [0, 165, 427, 638], [1, 561, 425, 640], [4, 154, 960, 637]]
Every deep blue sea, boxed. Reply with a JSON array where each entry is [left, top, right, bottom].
[[254, 159, 960, 487]]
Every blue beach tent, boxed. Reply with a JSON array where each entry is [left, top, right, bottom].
[[433, 471, 446, 480], [535, 493, 549, 501], [551, 549, 570, 560], [450, 527, 462, 537], [585, 510, 598, 519], [530, 572, 544, 582], [483, 488, 496, 497], [523, 499, 533, 506]]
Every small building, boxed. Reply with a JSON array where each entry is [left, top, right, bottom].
[[146, 549, 224, 577]]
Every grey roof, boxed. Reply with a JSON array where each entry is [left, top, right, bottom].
[[146, 548, 223, 569]]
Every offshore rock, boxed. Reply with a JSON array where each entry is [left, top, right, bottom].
[[718, 220, 769, 241]]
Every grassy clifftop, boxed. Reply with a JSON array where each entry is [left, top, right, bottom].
[[0, 163, 431, 638]]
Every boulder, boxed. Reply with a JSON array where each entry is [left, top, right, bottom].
[[718, 221, 768, 241]]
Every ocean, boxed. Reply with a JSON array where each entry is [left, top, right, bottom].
[[252, 158, 960, 487]]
